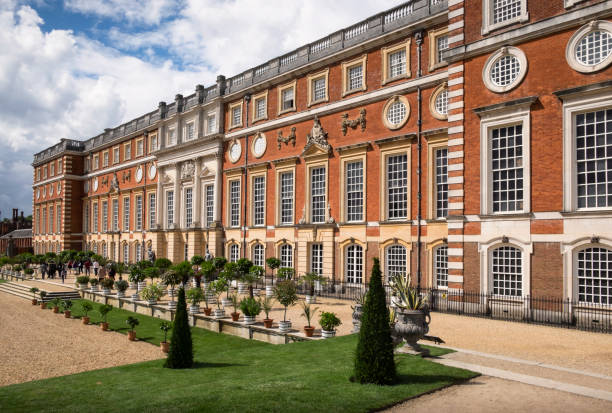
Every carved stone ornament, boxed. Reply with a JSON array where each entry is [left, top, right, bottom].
[[110, 173, 119, 192], [303, 116, 331, 153], [101, 176, 109, 187], [326, 203, 335, 224], [181, 161, 195, 179], [277, 127, 296, 149], [122, 170, 131, 183], [341, 108, 366, 136], [298, 205, 306, 225], [162, 172, 173, 184]]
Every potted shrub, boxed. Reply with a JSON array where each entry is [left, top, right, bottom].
[[244, 265, 264, 298], [229, 292, 240, 321], [81, 301, 93, 324], [160, 321, 172, 353], [239, 297, 261, 325], [210, 278, 228, 318], [128, 265, 146, 299], [24, 268, 35, 279], [266, 257, 281, 297], [39, 291, 47, 308], [101, 278, 114, 295], [220, 263, 238, 307], [186, 287, 204, 314], [200, 260, 215, 290], [171, 260, 194, 288], [76, 275, 89, 290], [191, 255, 205, 288], [63, 299, 73, 318], [260, 296, 274, 328], [301, 301, 319, 337], [274, 280, 298, 332], [319, 311, 342, 338], [235, 258, 253, 295], [115, 280, 129, 298], [135, 260, 153, 289], [99, 304, 113, 331], [277, 267, 294, 281], [161, 269, 182, 309], [126, 316, 139, 341], [141, 283, 164, 305], [30, 287, 39, 305], [202, 285, 213, 316], [301, 272, 326, 304], [89, 277, 99, 292], [50, 297, 62, 313]]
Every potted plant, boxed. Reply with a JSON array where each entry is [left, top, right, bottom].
[[266, 257, 281, 297], [220, 263, 238, 307], [186, 287, 204, 314], [274, 280, 298, 332], [30, 287, 39, 305], [39, 291, 47, 308], [126, 316, 139, 341], [141, 283, 164, 305], [202, 285, 213, 316], [76, 275, 89, 290], [301, 301, 319, 337], [244, 265, 264, 298], [191, 255, 205, 287], [115, 280, 129, 298], [101, 278, 114, 295], [81, 301, 93, 324], [89, 277, 99, 292], [50, 297, 62, 313], [171, 260, 194, 288], [260, 296, 274, 328], [128, 264, 146, 299], [210, 278, 228, 318], [235, 258, 253, 295], [389, 273, 431, 356], [24, 268, 34, 279], [301, 272, 326, 304], [229, 292, 240, 321], [277, 267, 294, 281], [239, 297, 261, 325], [161, 269, 182, 309], [144, 266, 160, 287], [319, 311, 342, 338], [63, 299, 73, 318], [160, 321, 172, 353], [200, 260, 215, 291], [99, 304, 113, 331]]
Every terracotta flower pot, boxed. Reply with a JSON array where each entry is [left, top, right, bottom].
[[160, 341, 170, 353], [82, 316, 90, 324], [231, 312, 240, 322], [53, 307, 59, 313], [128, 330, 136, 341], [203, 308, 212, 316], [263, 319, 273, 328], [101, 322, 109, 331], [31, 299, 37, 305], [40, 302, 46, 309], [304, 326, 315, 337], [64, 310, 71, 318]]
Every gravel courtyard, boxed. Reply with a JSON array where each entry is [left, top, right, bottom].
[[0, 293, 162, 387]]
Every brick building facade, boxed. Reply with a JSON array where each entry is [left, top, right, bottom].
[[32, 0, 612, 305]]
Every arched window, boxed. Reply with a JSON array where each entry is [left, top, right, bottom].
[[252, 243, 264, 267], [102, 242, 107, 258], [229, 244, 239, 263], [280, 244, 293, 268], [346, 244, 363, 284], [135, 242, 142, 262], [434, 245, 448, 288], [123, 243, 129, 264], [385, 245, 406, 282], [576, 247, 612, 305], [491, 245, 522, 297]]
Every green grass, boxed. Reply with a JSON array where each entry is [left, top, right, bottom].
[[0, 300, 477, 412]]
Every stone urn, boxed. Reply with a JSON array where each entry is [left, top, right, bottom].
[[351, 304, 363, 333], [393, 309, 431, 356]]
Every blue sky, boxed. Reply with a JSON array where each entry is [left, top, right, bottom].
[[0, 0, 401, 219]]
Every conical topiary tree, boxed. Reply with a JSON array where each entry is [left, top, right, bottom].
[[353, 257, 396, 385], [164, 287, 193, 369]]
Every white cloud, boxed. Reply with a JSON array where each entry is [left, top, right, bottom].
[[64, 0, 178, 25]]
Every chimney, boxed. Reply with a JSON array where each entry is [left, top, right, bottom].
[[196, 84, 205, 103], [216, 75, 226, 96], [175, 94, 184, 112], [158, 101, 167, 118]]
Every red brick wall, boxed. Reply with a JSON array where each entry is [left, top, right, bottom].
[[463, 242, 480, 293], [531, 242, 563, 298]]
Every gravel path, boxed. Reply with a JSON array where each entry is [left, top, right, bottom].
[[0, 293, 162, 387]]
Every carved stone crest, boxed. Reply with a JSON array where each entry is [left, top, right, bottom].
[[110, 173, 119, 192], [181, 161, 195, 179], [341, 108, 366, 136], [277, 127, 296, 149], [162, 173, 173, 184], [303, 116, 331, 154]]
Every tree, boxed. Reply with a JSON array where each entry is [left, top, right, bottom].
[[164, 287, 193, 369], [353, 257, 396, 385], [172, 261, 194, 287]]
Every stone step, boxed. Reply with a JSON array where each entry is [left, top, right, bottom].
[[0, 282, 81, 302]]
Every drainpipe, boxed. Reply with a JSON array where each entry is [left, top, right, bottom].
[[242, 94, 251, 259], [141, 132, 148, 262], [415, 30, 424, 293]]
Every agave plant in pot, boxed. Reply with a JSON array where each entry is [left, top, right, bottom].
[[159, 321, 172, 353], [389, 273, 431, 356], [29, 287, 39, 305], [186, 287, 204, 314], [239, 297, 261, 325], [300, 301, 319, 337], [126, 316, 139, 341], [81, 301, 93, 324], [274, 279, 298, 333], [63, 299, 73, 318], [76, 275, 89, 290], [229, 292, 240, 321], [98, 304, 113, 331], [100, 278, 114, 295], [115, 280, 129, 298], [319, 311, 342, 338], [210, 277, 228, 318], [39, 291, 47, 309], [260, 296, 275, 328], [141, 283, 164, 306]]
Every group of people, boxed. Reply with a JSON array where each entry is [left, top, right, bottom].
[[38, 258, 118, 283], [39, 261, 68, 283]]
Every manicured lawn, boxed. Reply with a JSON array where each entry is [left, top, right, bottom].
[[0, 300, 477, 412]]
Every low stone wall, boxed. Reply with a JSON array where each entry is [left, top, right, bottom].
[[80, 290, 310, 345]]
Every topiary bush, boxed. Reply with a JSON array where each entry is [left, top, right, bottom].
[[164, 287, 193, 369], [353, 257, 396, 385]]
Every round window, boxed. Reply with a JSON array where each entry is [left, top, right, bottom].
[[490, 55, 520, 87], [382, 96, 410, 130], [430, 83, 448, 120], [566, 21, 612, 73], [482, 46, 528, 93]]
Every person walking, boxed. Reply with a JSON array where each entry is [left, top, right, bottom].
[[93, 260, 100, 277], [84, 260, 91, 276], [59, 263, 66, 284], [40, 262, 47, 280], [48, 261, 56, 279], [98, 264, 106, 281], [108, 264, 116, 280]]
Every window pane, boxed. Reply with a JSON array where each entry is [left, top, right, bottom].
[[491, 246, 522, 296], [436, 148, 448, 218], [280, 244, 293, 268], [387, 154, 408, 219], [493, 0, 522, 24], [490, 55, 520, 86], [253, 176, 265, 226], [576, 31, 612, 66], [346, 245, 363, 284], [435, 246, 448, 287], [280, 172, 294, 224], [282, 88, 294, 110], [346, 161, 363, 222], [386, 245, 406, 283], [311, 168, 326, 223], [166, 191, 174, 228], [348, 65, 363, 90], [230, 180, 240, 227], [577, 247, 612, 304], [313, 78, 326, 101], [389, 50, 406, 78], [185, 188, 192, 228], [205, 185, 214, 227], [253, 244, 264, 267], [491, 124, 523, 212], [311, 244, 323, 275]]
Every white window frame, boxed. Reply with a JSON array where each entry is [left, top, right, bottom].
[[149, 193, 156, 229], [112, 198, 119, 231], [341, 54, 367, 97], [566, 21, 612, 74], [206, 113, 217, 135], [279, 243, 293, 269], [307, 69, 329, 106], [482, 46, 528, 94], [92, 202, 98, 233], [344, 243, 364, 285], [113, 147, 120, 164], [136, 138, 144, 157], [482, 0, 529, 35], [135, 194, 143, 231], [184, 121, 196, 142], [276, 164, 296, 226], [278, 81, 296, 115], [252, 243, 265, 267], [102, 200, 108, 232], [228, 178, 241, 228], [381, 146, 410, 221], [124, 142, 132, 160], [382, 95, 410, 130], [123, 197, 130, 231], [229, 243, 240, 263], [479, 237, 532, 299], [560, 89, 612, 212], [166, 127, 176, 146], [479, 105, 531, 215], [385, 244, 407, 283], [184, 187, 193, 228], [166, 190, 174, 228], [309, 164, 327, 224], [433, 245, 449, 289], [205, 184, 214, 227], [252, 90, 268, 122], [251, 174, 266, 227], [574, 245, 612, 305], [340, 153, 366, 224], [430, 83, 449, 121], [229, 101, 243, 129], [310, 243, 323, 275]]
